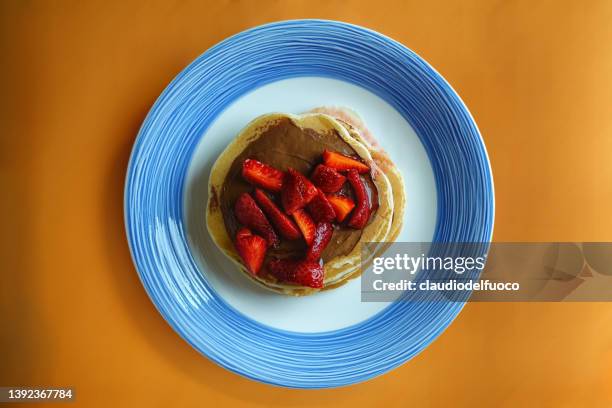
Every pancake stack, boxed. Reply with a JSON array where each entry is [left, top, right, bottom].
[[207, 110, 405, 295]]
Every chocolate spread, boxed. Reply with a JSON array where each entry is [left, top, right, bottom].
[[220, 118, 378, 278]]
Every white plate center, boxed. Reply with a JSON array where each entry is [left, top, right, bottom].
[[184, 77, 436, 333]]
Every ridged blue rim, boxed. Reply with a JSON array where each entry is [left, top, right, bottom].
[[125, 20, 494, 388]]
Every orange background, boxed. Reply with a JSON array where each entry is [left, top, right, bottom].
[[2, 1, 612, 407]]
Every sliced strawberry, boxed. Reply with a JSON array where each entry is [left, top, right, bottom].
[[326, 194, 356, 222], [370, 187, 380, 213], [242, 159, 284, 192], [268, 258, 324, 288], [281, 168, 318, 214], [292, 208, 316, 245], [267, 258, 298, 282], [346, 169, 370, 229], [306, 222, 333, 261], [292, 260, 324, 288], [307, 190, 336, 222], [252, 188, 301, 240], [310, 164, 346, 193], [234, 228, 267, 275], [323, 150, 370, 174], [235, 192, 279, 247]]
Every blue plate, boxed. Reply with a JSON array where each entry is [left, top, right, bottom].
[[125, 20, 494, 388]]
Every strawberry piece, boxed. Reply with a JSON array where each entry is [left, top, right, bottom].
[[267, 258, 298, 282], [323, 150, 370, 174], [242, 159, 284, 192], [326, 194, 356, 222], [292, 260, 325, 288], [234, 228, 267, 275], [268, 258, 324, 288], [370, 187, 380, 213], [281, 168, 318, 214], [252, 188, 301, 240], [292, 209, 316, 245], [307, 190, 336, 222], [346, 169, 370, 229], [235, 192, 279, 247], [310, 164, 346, 193], [306, 222, 333, 261]]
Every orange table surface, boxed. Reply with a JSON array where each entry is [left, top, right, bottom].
[[2, 1, 612, 407]]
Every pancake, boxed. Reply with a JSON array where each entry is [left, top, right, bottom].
[[206, 111, 405, 295]]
